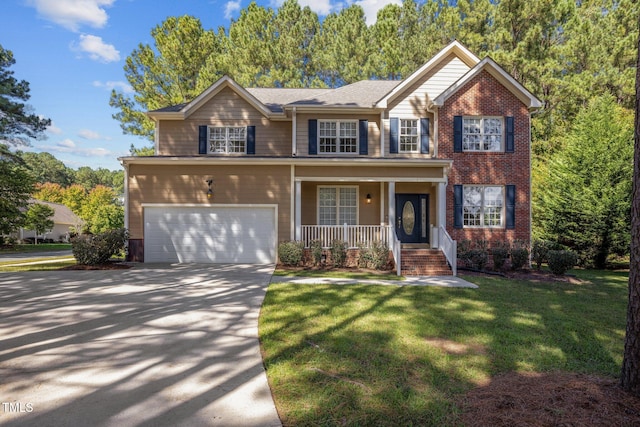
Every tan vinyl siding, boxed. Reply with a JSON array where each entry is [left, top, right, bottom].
[[295, 113, 382, 157], [295, 165, 445, 180], [127, 164, 291, 242], [301, 182, 382, 225], [157, 87, 291, 156]]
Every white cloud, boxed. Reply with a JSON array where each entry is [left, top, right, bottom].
[[57, 139, 76, 148], [75, 34, 120, 62], [354, 0, 401, 25], [270, 0, 333, 16], [78, 129, 111, 140], [225, 1, 241, 20], [46, 122, 63, 135], [93, 80, 133, 94], [27, 0, 114, 32]]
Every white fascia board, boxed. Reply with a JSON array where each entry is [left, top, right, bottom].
[[433, 57, 543, 109], [376, 40, 481, 109]]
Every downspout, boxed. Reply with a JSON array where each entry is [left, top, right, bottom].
[[292, 107, 297, 157], [121, 161, 130, 259], [425, 103, 438, 158], [380, 110, 385, 157], [154, 121, 159, 154]]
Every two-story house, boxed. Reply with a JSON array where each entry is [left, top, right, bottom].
[[120, 41, 542, 275]]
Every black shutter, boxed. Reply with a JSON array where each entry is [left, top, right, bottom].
[[505, 116, 515, 153], [359, 119, 368, 155], [198, 125, 208, 154], [506, 184, 516, 229], [308, 119, 317, 155], [246, 126, 256, 154], [454, 184, 463, 229], [390, 117, 398, 154], [453, 116, 462, 153], [420, 117, 430, 154]]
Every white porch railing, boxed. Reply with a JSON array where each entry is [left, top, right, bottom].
[[439, 225, 457, 276], [301, 224, 391, 249]]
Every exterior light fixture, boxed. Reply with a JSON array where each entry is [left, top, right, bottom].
[[206, 179, 213, 199], [366, 193, 372, 204]]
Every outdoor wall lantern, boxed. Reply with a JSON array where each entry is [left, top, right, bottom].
[[366, 193, 372, 204], [206, 179, 214, 199]]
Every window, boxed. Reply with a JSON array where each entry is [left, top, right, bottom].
[[463, 186, 504, 227], [319, 120, 357, 154], [208, 126, 246, 153], [399, 119, 419, 152], [318, 186, 358, 225], [463, 117, 503, 151]]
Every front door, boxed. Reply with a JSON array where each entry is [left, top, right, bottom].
[[395, 194, 429, 244]]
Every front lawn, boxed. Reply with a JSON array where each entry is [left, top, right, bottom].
[[260, 269, 629, 426], [0, 243, 71, 253]]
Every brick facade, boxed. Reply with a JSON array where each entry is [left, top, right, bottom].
[[440, 70, 531, 245]]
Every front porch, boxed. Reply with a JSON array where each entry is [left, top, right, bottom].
[[292, 175, 457, 276]]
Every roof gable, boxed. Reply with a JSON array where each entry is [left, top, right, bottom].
[[433, 57, 543, 110], [147, 76, 278, 120], [376, 40, 480, 108]]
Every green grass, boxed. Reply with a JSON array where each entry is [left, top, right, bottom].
[[260, 269, 628, 426], [0, 243, 71, 253], [0, 259, 77, 272], [273, 269, 404, 281]]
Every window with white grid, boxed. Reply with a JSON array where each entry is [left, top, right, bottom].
[[463, 185, 504, 228], [319, 120, 357, 154], [399, 119, 419, 152], [463, 117, 503, 152], [318, 186, 358, 225], [208, 126, 246, 153]]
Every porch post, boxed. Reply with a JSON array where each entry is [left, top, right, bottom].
[[438, 181, 446, 231], [380, 182, 385, 225], [295, 180, 301, 241], [388, 181, 396, 230]]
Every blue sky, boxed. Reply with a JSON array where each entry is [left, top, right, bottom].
[[1, 0, 398, 171]]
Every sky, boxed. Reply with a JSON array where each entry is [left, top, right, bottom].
[[1, 0, 400, 171]]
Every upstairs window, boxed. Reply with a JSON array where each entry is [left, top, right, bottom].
[[318, 186, 358, 225], [319, 120, 358, 154], [463, 117, 503, 152], [399, 119, 419, 153], [209, 126, 246, 154], [463, 185, 504, 227]]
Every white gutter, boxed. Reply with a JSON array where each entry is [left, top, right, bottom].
[[380, 111, 385, 157], [292, 107, 297, 156]]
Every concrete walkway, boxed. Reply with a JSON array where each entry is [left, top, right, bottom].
[[0, 264, 281, 427], [271, 275, 478, 288]]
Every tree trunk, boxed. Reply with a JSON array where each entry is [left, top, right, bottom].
[[621, 24, 640, 395]]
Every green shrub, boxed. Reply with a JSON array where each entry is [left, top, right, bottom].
[[310, 240, 323, 266], [531, 239, 552, 270], [547, 250, 578, 275], [357, 243, 372, 268], [491, 241, 510, 271], [362, 241, 390, 270], [330, 240, 348, 267], [457, 239, 473, 267], [278, 241, 304, 266], [72, 228, 128, 265], [511, 247, 529, 271], [469, 249, 488, 271]]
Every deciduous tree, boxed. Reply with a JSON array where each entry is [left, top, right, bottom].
[[23, 203, 54, 244], [0, 144, 34, 235]]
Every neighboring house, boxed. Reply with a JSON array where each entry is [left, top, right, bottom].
[[19, 200, 82, 243], [120, 41, 542, 275]]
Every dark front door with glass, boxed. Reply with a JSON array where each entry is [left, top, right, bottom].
[[395, 194, 429, 244]]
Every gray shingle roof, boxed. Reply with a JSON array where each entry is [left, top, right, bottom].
[[150, 79, 403, 114], [29, 199, 83, 225]]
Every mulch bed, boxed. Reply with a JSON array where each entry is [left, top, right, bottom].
[[459, 371, 640, 426]]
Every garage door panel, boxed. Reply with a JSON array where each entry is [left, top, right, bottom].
[[144, 206, 276, 263]]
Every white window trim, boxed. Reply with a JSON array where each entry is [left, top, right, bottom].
[[317, 120, 359, 155], [462, 116, 504, 152], [398, 118, 421, 153], [207, 126, 247, 154], [462, 185, 505, 228], [317, 185, 359, 225]]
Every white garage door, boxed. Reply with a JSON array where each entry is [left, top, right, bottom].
[[144, 205, 276, 263]]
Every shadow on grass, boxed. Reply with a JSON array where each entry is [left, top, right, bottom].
[[261, 270, 628, 426]]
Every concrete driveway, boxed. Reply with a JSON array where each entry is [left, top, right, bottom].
[[0, 264, 281, 427]]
